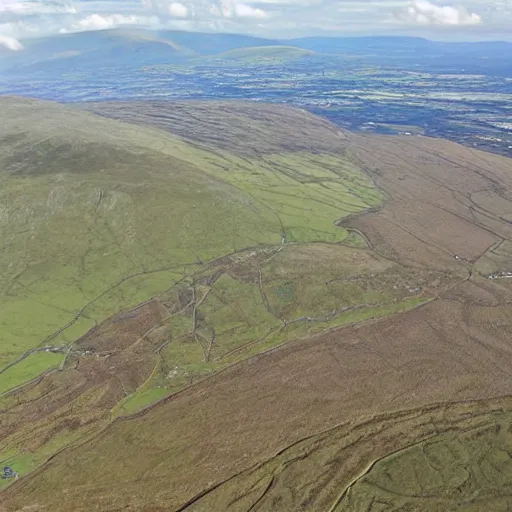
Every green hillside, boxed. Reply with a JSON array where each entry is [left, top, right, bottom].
[[0, 97, 404, 485], [0, 98, 383, 385], [1, 30, 194, 74], [202, 45, 316, 65], [0, 97, 284, 390]]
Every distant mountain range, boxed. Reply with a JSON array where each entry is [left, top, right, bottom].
[[2, 29, 511, 76]]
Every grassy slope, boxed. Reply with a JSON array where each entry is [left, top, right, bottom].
[[0, 97, 281, 391], [0, 99, 380, 386], [0, 97, 396, 485], [114, 242, 436, 416], [339, 411, 512, 511], [186, 400, 512, 512]]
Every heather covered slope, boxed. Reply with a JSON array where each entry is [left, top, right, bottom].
[[80, 100, 349, 155], [4, 99, 512, 511]]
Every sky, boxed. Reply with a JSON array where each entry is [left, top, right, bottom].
[[0, 0, 511, 50]]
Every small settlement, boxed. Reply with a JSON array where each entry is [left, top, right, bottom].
[[2, 466, 18, 479], [488, 271, 512, 279]]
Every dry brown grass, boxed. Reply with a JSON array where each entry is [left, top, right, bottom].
[[343, 132, 512, 267], [6, 287, 512, 511], [79, 100, 350, 156]]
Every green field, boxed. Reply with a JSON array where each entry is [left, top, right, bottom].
[[197, 45, 317, 66], [340, 411, 512, 511], [114, 242, 435, 416], [0, 97, 386, 397]]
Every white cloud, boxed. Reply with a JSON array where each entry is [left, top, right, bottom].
[[395, 0, 482, 25], [0, 0, 76, 15], [235, 3, 267, 17], [205, 0, 268, 20], [218, 0, 234, 18], [0, 0, 509, 41], [60, 13, 158, 32], [255, 0, 320, 5], [0, 32, 22, 49], [168, 1, 188, 17]]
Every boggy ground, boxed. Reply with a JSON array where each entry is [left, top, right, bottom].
[[3, 101, 512, 511]]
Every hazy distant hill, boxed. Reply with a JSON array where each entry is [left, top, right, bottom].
[[0, 29, 278, 73], [2, 29, 511, 76], [193, 45, 317, 67], [156, 29, 280, 55], [0, 30, 193, 73], [290, 35, 433, 53], [291, 35, 512, 74]]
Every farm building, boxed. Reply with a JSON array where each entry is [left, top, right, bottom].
[[2, 466, 17, 479]]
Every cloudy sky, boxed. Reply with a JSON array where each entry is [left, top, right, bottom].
[[1, 0, 511, 50]]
